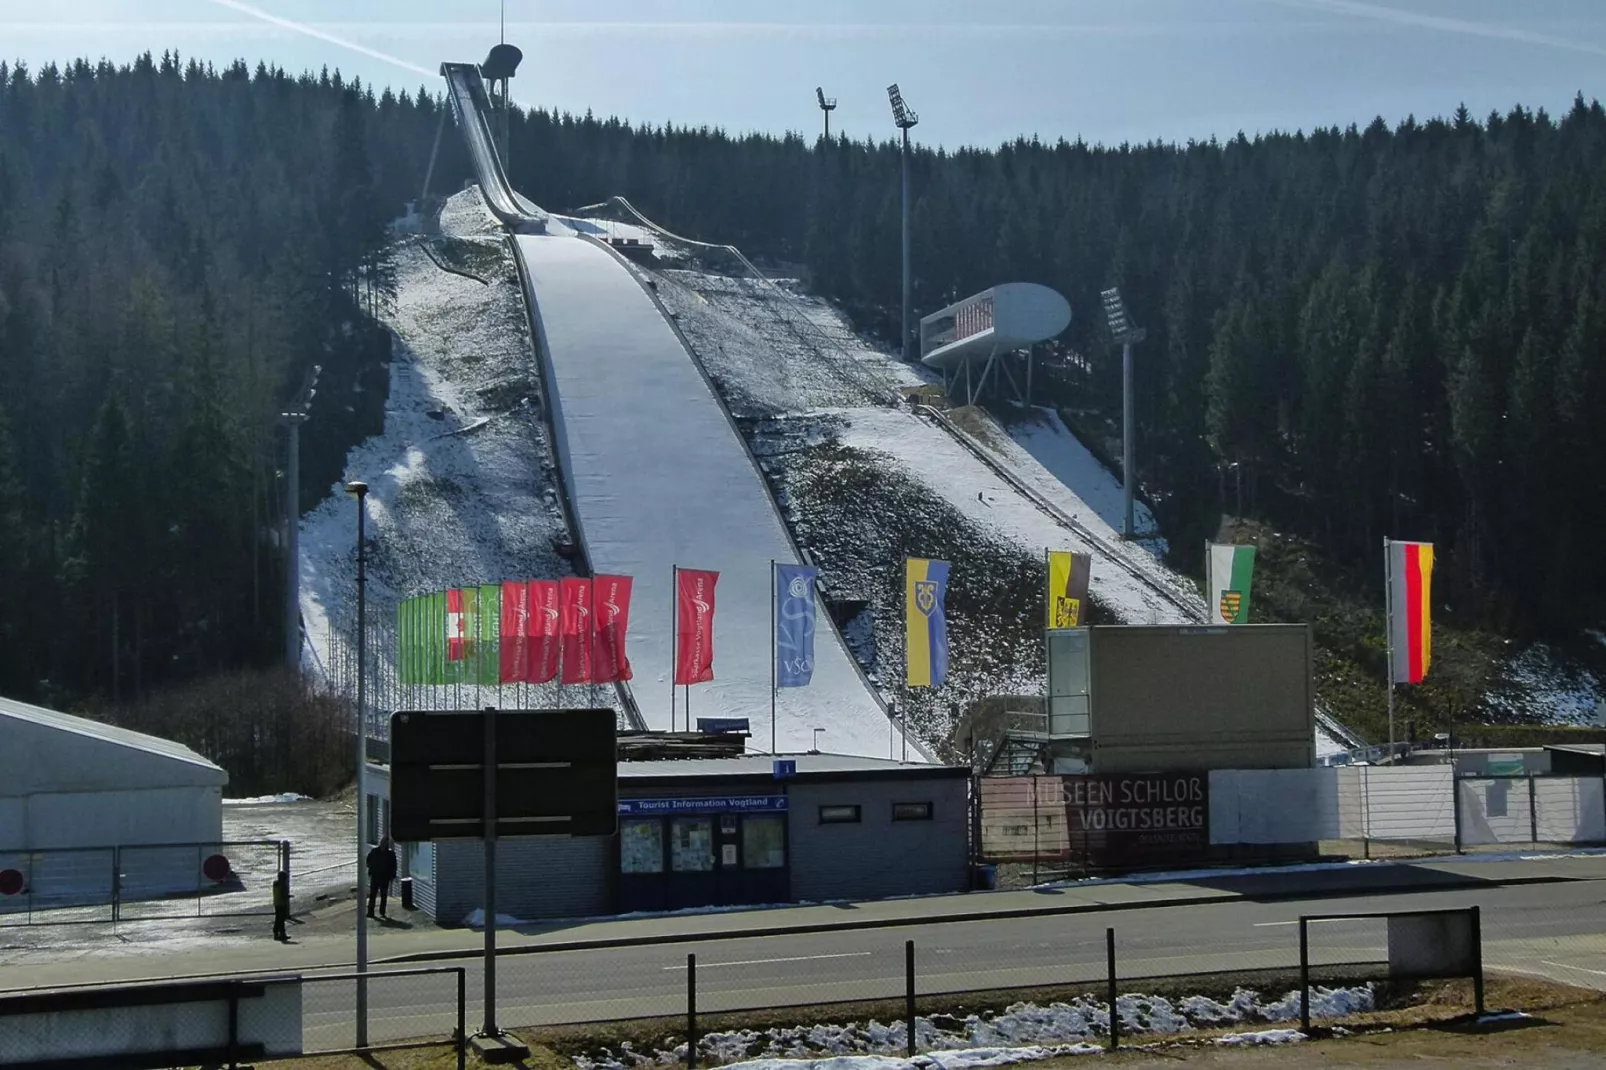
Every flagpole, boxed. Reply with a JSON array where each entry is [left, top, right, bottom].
[[1384, 537, 1396, 754], [770, 559, 778, 756], [671, 565, 678, 733]]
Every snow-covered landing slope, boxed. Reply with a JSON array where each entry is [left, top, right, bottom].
[[515, 233, 908, 758]]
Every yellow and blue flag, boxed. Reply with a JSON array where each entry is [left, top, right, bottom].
[[905, 558, 951, 688]]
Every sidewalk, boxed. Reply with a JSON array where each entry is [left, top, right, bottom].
[[8, 851, 1605, 991]]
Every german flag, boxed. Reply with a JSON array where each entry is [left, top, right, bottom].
[[1387, 540, 1433, 684]]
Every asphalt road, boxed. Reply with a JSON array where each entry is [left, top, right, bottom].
[[298, 878, 1606, 1047]]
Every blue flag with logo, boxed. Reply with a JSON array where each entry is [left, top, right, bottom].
[[775, 564, 819, 688]]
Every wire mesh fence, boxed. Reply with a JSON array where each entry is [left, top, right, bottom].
[[300, 967, 465, 1057], [0, 840, 288, 926]]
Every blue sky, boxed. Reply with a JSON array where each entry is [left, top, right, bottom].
[[4, 1, 1604, 148]]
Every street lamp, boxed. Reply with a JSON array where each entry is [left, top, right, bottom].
[[345, 479, 370, 1047], [887, 83, 919, 362], [1101, 288, 1146, 538]]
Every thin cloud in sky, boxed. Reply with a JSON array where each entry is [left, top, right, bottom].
[[204, 0, 437, 78], [1262, 0, 1606, 58]]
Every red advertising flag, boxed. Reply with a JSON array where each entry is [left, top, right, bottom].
[[446, 588, 467, 662], [675, 568, 719, 685], [499, 581, 530, 683], [560, 577, 593, 684], [592, 574, 634, 683], [527, 579, 562, 684]]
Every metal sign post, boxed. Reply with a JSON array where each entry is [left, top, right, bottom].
[[482, 705, 499, 1037], [390, 707, 618, 1054]]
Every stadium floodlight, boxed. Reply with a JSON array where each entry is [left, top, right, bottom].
[[887, 83, 919, 129], [815, 86, 838, 140], [1101, 288, 1146, 538], [888, 84, 920, 362]]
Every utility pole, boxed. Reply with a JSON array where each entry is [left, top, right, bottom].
[[815, 86, 837, 141], [279, 366, 320, 670], [1101, 289, 1146, 538], [346, 479, 370, 1048], [887, 84, 919, 362]]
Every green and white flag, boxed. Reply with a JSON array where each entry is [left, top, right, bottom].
[[1206, 543, 1256, 624]]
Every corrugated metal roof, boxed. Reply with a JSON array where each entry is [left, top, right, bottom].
[[0, 695, 225, 776], [618, 752, 960, 779]]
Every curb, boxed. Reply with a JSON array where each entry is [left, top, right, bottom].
[[375, 869, 1583, 966]]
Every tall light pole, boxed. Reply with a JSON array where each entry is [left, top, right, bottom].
[[887, 83, 919, 362], [1101, 288, 1146, 539], [345, 479, 370, 1048], [279, 366, 320, 670], [815, 86, 837, 141]]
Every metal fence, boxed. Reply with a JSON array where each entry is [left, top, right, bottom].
[[0, 840, 288, 925]]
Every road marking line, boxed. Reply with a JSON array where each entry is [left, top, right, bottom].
[[1252, 918, 1366, 928], [1542, 960, 1606, 977], [663, 952, 872, 971]]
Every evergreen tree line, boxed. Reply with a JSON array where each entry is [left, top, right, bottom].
[[501, 95, 1606, 632], [4, 54, 1603, 726], [0, 54, 466, 707]]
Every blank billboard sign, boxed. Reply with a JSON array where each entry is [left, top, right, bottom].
[[1081, 625, 1314, 773]]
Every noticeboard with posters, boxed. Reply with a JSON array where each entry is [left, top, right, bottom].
[[1063, 772, 1209, 869]]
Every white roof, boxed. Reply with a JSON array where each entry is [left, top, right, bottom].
[[0, 695, 227, 794]]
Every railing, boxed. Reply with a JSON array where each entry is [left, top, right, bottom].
[[0, 839, 289, 926]]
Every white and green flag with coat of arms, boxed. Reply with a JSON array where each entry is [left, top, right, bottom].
[[1206, 543, 1255, 625]]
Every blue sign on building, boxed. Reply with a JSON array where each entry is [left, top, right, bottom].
[[617, 795, 789, 816], [772, 759, 797, 780], [696, 718, 751, 735]]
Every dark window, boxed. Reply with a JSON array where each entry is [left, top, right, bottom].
[[819, 804, 861, 824], [892, 802, 933, 821], [743, 816, 786, 868]]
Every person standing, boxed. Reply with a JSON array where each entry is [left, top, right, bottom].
[[271, 871, 290, 941], [365, 836, 398, 919]]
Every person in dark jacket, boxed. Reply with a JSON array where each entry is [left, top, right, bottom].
[[272, 871, 290, 940], [366, 836, 398, 919]]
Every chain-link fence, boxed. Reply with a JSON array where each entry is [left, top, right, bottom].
[[0, 840, 288, 926], [300, 967, 466, 1059]]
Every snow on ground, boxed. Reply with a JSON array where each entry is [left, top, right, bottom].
[[224, 793, 310, 805], [298, 188, 591, 717], [1001, 408, 1166, 549], [830, 408, 1189, 628], [575, 987, 1370, 1069], [1486, 641, 1605, 726]]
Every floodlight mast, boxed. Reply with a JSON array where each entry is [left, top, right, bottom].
[[888, 84, 919, 362], [1101, 287, 1146, 538], [815, 86, 838, 140]]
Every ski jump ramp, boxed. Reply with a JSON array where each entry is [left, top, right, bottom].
[[442, 63, 920, 759]]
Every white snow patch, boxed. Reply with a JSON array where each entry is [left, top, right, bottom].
[[223, 793, 310, 805], [1475, 1010, 1531, 1023], [1487, 642, 1605, 726], [575, 987, 1371, 1069], [1216, 1029, 1306, 1046], [461, 909, 530, 928]]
